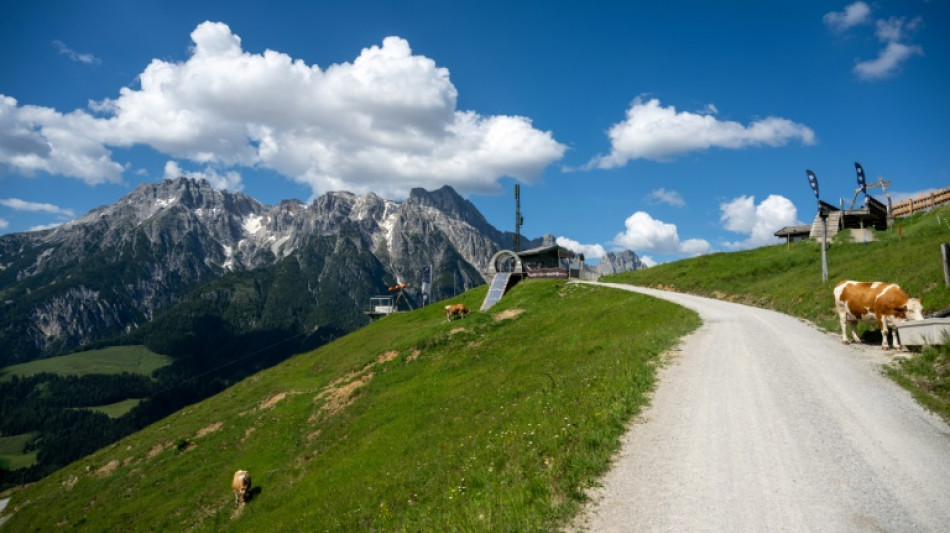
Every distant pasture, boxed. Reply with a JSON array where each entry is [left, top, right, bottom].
[[0, 345, 172, 381]]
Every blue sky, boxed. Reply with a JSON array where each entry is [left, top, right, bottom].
[[2, 1, 947, 265]]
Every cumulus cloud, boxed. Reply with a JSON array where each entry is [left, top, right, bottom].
[[163, 161, 243, 192], [648, 188, 686, 207], [52, 40, 101, 65], [720, 194, 799, 249], [853, 17, 924, 80], [0, 217, 8, 230], [0, 95, 123, 184], [0, 198, 75, 217], [639, 255, 657, 268], [555, 236, 606, 259], [855, 42, 923, 80], [3, 22, 567, 197], [826, 4, 925, 81], [823, 2, 871, 33], [612, 211, 711, 255], [590, 98, 815, 167]]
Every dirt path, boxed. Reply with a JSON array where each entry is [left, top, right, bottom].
[[0, 497, 10, 527], [572, 283, 950, 532]]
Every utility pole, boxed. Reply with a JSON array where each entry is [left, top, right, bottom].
[[820, 206, 829, 283], [514, 184, 523, 252], [806, 170, 828, 282]]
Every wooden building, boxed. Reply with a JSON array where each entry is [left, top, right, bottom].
[[486, 244, 577, 280]]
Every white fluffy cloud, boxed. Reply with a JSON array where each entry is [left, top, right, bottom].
[[855, 42, 923, 80], [590, 98, 815, 167], [0, 95, 124, 184], [0, 198, 75, 217], [2, 22, 566, 197], [720, 194, 799, 249], [163, 161, 243, 192], [613, 211, 711, 255], [823, 2, 871, 33], [853, 16, 924, 81], [825, 4, 925, 81], [0, 217, 8, 230], [648, 188, 686, 207], [555, 236, 606, 259]]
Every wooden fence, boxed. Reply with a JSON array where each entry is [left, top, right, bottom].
[[891, 186, 950, 218]]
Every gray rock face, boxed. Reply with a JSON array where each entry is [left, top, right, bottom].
[[0, 179, 509, 364], [594, 250, 646, 276]]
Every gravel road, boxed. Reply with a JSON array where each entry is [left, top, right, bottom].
[[572, 283, 950, 532]]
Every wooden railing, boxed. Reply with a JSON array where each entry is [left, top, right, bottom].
[[891, 187, 950, 218]]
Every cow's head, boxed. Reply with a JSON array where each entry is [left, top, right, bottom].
[[905, 297, 924, 321]]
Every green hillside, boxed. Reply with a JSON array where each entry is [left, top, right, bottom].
[[0, 280, 699, 531], [605, 205, 950, 421], [607, 206, 950, 329]]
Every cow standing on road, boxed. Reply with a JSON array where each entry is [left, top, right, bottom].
[[833, 280, 924, 350]]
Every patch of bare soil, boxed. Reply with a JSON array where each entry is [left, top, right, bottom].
[[406, 349, 421, 363], [493, 308, 525, 321], [96, 460, 120, 477], [195, 422, 223, 438], [259, 392, 287, 410], [377, 350, 399, 364], [310, 350, 403, 421], [148, 442, 171, 459], [312, 373, 373, 420]]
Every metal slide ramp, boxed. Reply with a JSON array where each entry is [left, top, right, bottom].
[[481, 272, 511, 311]]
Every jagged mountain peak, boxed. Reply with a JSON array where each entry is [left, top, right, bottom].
[[406, 185, 494, 232]]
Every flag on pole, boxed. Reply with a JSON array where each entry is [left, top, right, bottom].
[[855, 162, 867, 194], [806, 170, 820, 199]]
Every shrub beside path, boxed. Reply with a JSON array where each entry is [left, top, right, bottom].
[[572, 282, 950, 532]]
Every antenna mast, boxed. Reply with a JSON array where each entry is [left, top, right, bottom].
[[514, 185, 523, 252]]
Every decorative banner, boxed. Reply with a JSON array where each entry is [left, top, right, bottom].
[[855, 162, 867, 194], [806, 169, 820, 199]]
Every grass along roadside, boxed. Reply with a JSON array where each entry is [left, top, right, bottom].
[[604, 205, 950, 424], [0, 279, 699, 531]]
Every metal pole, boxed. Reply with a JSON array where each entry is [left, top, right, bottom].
[[942, 243, 950, 287], [820, 207, 829, 283]]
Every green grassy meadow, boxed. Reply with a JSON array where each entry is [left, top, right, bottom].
[[0, 280, 698, 531], [0, 434, 37, 471], [0, 345, 172, 381], [78, 398, 143, 419]]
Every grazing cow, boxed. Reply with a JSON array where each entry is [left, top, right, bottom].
[[232, 470, 251, 505], [444, 303, 470, 322], [833, 280, 924, 350]]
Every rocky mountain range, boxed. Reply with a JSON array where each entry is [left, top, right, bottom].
[[0, 177, 643, 367], [595, 250, 646, 275]]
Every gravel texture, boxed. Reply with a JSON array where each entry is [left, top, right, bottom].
[[572, 283, 950, 532]]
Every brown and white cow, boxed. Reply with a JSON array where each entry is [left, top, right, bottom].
[[444, 303, 470, 322], [833, 280, 924, 350], [232, 469, 251, 504]]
